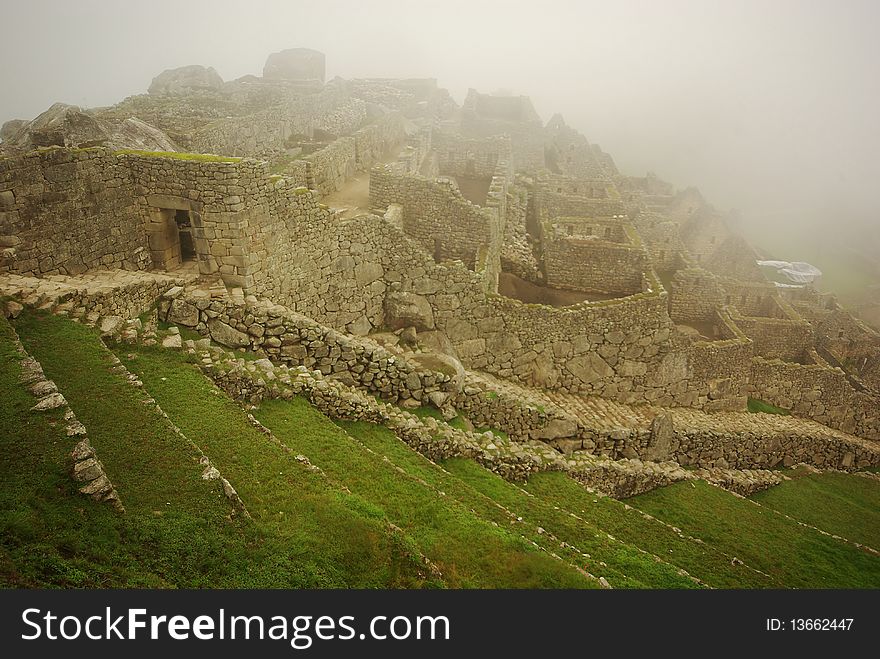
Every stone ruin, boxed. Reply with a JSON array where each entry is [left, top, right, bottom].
[[1, 47, 879, 496]]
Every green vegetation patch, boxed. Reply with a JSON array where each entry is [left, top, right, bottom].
[[115, 342, 437, 588], [439, 457, 700, 588], [114, 149, 242, 163], [521, 471, 774, 588], [630, 480, 880, 588], [747, 398, 790, 415], [751, 472, 880, 550], [255, 400, 592, 589], [1, 314, 249, 587]]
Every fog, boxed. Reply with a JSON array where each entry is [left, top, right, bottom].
[[2, 0, 878, 248]]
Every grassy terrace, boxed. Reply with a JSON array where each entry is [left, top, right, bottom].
[[10, 312, 434, 588], [630, 480, 880, 588], [747, 397, 790, 415], [1, 314, 238, 587], [254, 401, 593, 588], [114, 337, 597, 588], [4, 311, 878, 589], [113, 149, 242, 163], [751, 471, 880, 549], [339, 421, 697, 588], [522, 471, 776, 588]]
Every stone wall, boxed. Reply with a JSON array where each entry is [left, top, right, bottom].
[[500, 184, 540, 282], [537, 173, 615, 199], [532, 188, 626, 224], [684, 309, 753, 410], [540, 218, 648, 295], [668, 267, 725, 324], [632, 214, 686, 273], [160, 289, 459, 409], [0, 147, 149, 276], [121, 152, 283, 289], [673, 426, 877, 470], [369, 165, 502, 271], [284, 113, 406, 196], [0, 146, 311, 291], [749, 357, 880, 441], [434, 133, 511, 178], [729, 303, 813, 362], [719, 278, 780, 316]]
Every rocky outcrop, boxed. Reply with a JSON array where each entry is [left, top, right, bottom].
[[263, 48, 325, 83], [1, 103, 177, 153], [148, 65, 224, 95], [0, 119, 27, 143], [108, 117, 178, 152], [5, 103, 106, 150]]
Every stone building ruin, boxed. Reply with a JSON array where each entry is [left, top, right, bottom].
[[2, 47, 879, 494]]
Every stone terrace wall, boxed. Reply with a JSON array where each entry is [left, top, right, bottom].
[[749, 357, 880, 441], [160, 289, 458, 408], [673, 426, 877, 470], [257, 197, 752, 409], [369, 165, 501, 270], [0, 147, 149, 276]]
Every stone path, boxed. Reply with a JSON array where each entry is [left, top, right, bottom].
[[477, 367, 875, 451], [0, 269, 193, 319]]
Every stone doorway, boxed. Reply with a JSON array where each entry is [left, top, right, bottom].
[[145, 195, 216, 274], [174, 210, 196, 262]]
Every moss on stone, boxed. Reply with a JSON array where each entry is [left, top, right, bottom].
[[114, 149, 242, 163]]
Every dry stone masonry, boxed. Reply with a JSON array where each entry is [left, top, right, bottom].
[[2, 45, 879, 501]]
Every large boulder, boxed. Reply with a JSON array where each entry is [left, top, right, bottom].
[[384, 291, 435, 331], [263, 48, 325, 83], [108, 117, 178, 152], [1, 103, 177, 154], [148, 65, 223, 95], [208, 319, 250, 348], [0, 119, 27, 143], [7, 103, 107, 150]]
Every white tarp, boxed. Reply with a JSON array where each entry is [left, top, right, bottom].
[[757, 260, 822, 284]]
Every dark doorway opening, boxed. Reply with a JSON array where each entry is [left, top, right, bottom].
[[175, 210, 196, 262]]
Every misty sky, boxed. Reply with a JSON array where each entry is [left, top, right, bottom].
[[2, 0, 878, 238]]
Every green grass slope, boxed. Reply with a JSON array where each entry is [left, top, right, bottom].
[[338, 421, 697, 588], [751, 471, 880, 550], [10, 312, 434, 587], [630, 480, 880, 588], [253, 400, 593, 588], [115, 339, 593, 588], [520, 471, 776, 588]]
